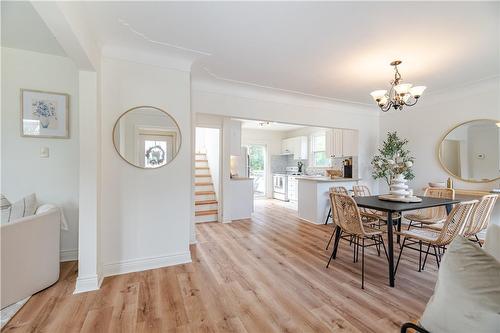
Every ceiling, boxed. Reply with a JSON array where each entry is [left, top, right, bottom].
[[239, 119, 305, 132], [13, 2, 500, 104], [1, 1, 66, 57]]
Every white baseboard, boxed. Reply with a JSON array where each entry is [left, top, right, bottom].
[[222, 217, 232, 223], [74, 274, 102, 294], [60, 249, 78, 262], [102, 251, 192, 277]]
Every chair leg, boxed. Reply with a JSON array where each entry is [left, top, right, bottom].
[[380, 235, 389, 261], [326, 226, 336, 250], [327, 229, 341, 268], [421, 243, 431, 271], [353, 236, 357, 263], [361, 238, 365, 289], [407, 220, 413, 230], [373, 236, 381, 256], [432, 245, 440, 269], [474, 234, 483, 247], [418, 240, 422, 272], [324, 208, 331, 225], [395, 237, 407, 275]]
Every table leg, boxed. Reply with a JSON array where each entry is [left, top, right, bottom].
[[387, 211, 395, 287]]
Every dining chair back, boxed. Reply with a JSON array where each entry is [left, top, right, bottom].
[[330, 193, 365, 236], [352, 185, 371, 197], [434, 200, 477, 246], [329, 186, 349, 195], [422, 188, 455, 221], [461, 194, 498, 239]]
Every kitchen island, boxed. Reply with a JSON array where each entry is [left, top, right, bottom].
[[296, 176, 360, 224]]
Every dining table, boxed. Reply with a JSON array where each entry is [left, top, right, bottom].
[[331, 195, 460, 287]]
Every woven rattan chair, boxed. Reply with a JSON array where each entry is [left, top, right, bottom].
[[352, 185, 400, 227], [403, 188, 455, 229], [395, 200, 477, 273], [324, 186, 349, 225], [326, 193, 388, 289], [427, 194, 498, 246], [325, 186, 349, 249]]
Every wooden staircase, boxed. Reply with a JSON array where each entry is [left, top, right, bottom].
[[194, 153, 219, 223]]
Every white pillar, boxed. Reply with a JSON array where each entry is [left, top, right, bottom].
[[75, 70, 102, 293]]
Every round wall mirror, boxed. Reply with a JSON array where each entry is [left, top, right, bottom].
[[439, 119, 500, 182], [113, 106, 181, 169]]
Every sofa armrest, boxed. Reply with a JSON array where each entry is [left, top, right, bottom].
[[1, 209, 60, 308]]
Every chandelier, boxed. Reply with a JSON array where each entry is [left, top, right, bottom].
[[370, 60, 426, 112]]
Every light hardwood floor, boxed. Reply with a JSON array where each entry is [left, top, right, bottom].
[[3, 199, 438, 332]]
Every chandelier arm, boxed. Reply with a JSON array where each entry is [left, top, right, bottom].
[[380, 100, 393, 112], [403, 98, 419, 107]]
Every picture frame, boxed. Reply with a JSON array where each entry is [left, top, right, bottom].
[[21, 89, 70, 138]]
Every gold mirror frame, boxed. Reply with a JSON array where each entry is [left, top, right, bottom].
[[438, 119, 500, 183], [112, 106, 182, 169]]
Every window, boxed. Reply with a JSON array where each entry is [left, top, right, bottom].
[[311, 131, 329, 167]]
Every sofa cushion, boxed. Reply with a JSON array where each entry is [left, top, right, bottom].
[[1, 194, 12, 224], [419, 236, 500, 333], [1, 194, 37, 224]]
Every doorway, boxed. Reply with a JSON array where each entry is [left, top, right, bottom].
[[248, 144, 266, 198]]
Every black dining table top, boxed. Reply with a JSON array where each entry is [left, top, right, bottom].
[[353, 195, 460, 213]]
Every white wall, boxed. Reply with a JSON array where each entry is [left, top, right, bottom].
[[1, 47, 79, 261], [192, 79, 380, 194], [379, 78, 500, 224], [241, 128, 284, 198], [100, 57, 192, 276]]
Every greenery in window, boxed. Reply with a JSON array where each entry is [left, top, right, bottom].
[[248, 145, 264, 171], [312, 133, 329, 167]]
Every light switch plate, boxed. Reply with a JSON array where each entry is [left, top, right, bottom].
[[40, 147, 49, 158]]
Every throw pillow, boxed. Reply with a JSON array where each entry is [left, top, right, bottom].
[[7, 193, 37, 222], [0, 194, 12, 224], [419, 236, 500, 333]]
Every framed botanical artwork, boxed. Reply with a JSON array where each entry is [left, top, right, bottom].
[[21, 89, 69, 138]]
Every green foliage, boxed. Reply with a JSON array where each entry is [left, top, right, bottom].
[[249, 145, 264, 171], [371, 131, 415, 186]]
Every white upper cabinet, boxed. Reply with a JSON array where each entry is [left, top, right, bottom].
[[281, 136, 308, 159], [326, 128, 358, 158], [342, 129, 359, 157]]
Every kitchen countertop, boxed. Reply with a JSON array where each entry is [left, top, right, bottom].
[[295, 176, 360, 182], [230, 176, 253, 181]]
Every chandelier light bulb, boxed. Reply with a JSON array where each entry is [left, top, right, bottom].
[[409, 86, 426, 98], [370, 90, 387, 101], [394, 83, 412, 95]]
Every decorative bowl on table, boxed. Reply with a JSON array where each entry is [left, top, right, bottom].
[[326, 169, 343, 179]]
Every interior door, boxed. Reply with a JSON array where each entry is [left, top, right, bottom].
[[138, 134, 174, 168]]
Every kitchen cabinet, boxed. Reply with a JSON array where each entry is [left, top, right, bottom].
[[342, 129, 359, 157], [326, 129, 358, 158], [287, 176, 298, 201], [281, 136, 308, 159]]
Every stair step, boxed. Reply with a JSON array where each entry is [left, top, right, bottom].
[[195, 174, 211, 178], [195, 209, 218, 216], [195, 200, 218, 205], [196, 159, 208, 162], [195, 182, 213, 186], [195, 191, 215, 195], [195, 167, 210, 170]]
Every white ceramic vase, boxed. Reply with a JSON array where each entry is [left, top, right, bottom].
[[389, 174, 409, 198]]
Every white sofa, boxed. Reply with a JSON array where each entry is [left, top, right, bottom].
[[1, 208, 60, 309]]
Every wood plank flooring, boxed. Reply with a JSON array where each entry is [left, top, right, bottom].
[[2, 199, 438, 332]]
